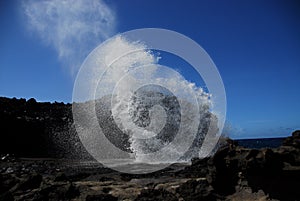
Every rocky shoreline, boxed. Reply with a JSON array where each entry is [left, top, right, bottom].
[[0, 132, 299, 200], [0, 97, 299, 200]]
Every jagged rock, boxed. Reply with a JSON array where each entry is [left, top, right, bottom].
[[54, 172, 68, 181], [0, 174, 18, 194], [277, 146, 300, 165], [9, 173, 42, 194], [0, 192, 14, 201], [86, 194, 118, 201], [208, 146, 240, 195], [36, 182, 80, 200], [184, 131, 300, 200], [245, 148, 283, 175], [282, 130, 300, 149], [135, 189, 177, 201], [176, 178, 216, 201]]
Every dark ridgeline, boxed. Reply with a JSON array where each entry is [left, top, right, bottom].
[[0, 96, 293, 158], [0, 95, 214, 159], [0, 96, 292, 158], [0, 97, 89, 159]]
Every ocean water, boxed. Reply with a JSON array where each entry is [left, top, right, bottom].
[[235, 137, 285, 149]]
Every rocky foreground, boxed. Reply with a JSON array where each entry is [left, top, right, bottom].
[[0, 131, 299, 201], [0, 97, 299, 200]]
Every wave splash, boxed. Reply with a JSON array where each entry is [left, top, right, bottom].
[[91, 36, 217, 163]]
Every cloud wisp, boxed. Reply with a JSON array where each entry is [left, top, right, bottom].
[[23, 0, 116, 74]]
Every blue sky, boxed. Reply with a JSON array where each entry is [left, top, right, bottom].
[[0, 0, 300, 139]]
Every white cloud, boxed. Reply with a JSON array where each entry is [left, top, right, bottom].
[[23, 0, 116, 75]]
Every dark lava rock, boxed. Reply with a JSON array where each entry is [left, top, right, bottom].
[[0, 174, 18, 194], [36, 182, 80, 200], [282, 130, 300, 148], [0, 97, 90, 159], [280, 130, 300, 166], [176, 157, 210, 178], [54, 172, 68, 181], [176, 178, 216, 201], [135, 189, 177, 201], [15, 173, 42, 191], [245, 148, 283, 176], [185, 131, 300, 200], [208, 146, 240, 195], [86, 194, 118, 201], [0, 192, 14, 201]]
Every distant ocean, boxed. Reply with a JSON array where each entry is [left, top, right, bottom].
[[235, 137, 285, 149]]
